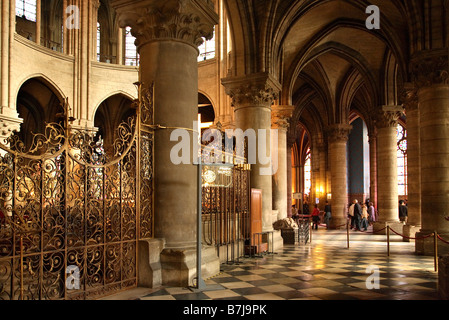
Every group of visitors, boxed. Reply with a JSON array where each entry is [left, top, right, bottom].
[[348, 199, 376, 231], [291, 197, 407, 232]]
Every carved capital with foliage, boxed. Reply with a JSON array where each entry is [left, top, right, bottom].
[[111, 0, 218, 48], [221, 73, 282, 110], [411, 50, 449, 89], [327, 124, 352, 143], [374, 106, 404, 129]]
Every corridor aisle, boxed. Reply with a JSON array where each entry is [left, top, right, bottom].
[[104, 228, 439, 300]]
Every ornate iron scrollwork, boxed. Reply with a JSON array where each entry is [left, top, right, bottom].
[[0, 85, 154, 300]]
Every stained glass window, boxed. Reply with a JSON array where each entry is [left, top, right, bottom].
[[16, 0, 36, 22], [304, 148, 311, 196], [397, 124, 407, 196]]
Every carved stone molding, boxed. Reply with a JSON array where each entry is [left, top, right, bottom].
[[0, 115, 22, 142], [271, 105, 294, 130], [111, 0, 218, 48], [221, 73, 282, 109], [399, 82, 418, 112], [374, 106, 404, 129], [410, 50, 449, 89], [327, 124, 352, 143]]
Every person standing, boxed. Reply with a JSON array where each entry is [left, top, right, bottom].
[[399, 200, 408, 224], [324, 201, 332, 229], [352, 199, 362, 231], [368, 202, 376, 225], [312, 204, 320, 230], [361, 203, 369, 231]]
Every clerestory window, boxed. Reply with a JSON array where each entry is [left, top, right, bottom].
[[16, 0, 37, 22], [125, 27, 139, 66], [198, 27, 216, 62]]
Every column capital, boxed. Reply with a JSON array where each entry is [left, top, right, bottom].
[[221, 73, 281, 110], [111, 0, 218, 48], [327, 124, 352, 143], [410, 49, 449, 89], [374, 105, 404, 129], [271, 105, 294, 130]]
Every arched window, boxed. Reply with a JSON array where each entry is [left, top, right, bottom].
[[125, 27, 139, 66], [16, 0, 36, 22], [198, 27, 215, 62], [304, 148, 311, 197], [397, 123, 407, 196]]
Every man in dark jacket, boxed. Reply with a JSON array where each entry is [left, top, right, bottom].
[[399, 200, 408, 224], [353, 199, 362, 231]]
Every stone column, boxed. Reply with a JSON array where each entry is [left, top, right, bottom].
[[373, 106, 403, 234], [271, 105, 294, 221], [1, 0, 21, 123], [222, 72, 281, 232], [368, 131, 378, 209], [327, 124, 352, 229], [411, 51, 449, 255], [401, 83, 421, 241], [112, 0, 219, 286], [35, 0, 41, 45]]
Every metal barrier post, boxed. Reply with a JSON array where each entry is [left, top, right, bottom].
[[347, 220, 350, 249], [434, 231, 438, 272], [387, 225, 390, 257]]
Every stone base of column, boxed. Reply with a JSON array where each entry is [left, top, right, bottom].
[[402, 224, 421, 242], [262, 230, 284, 252], [138, 238, 165, 288], [160, 246, 220, 287], [372, 221, 404, 236], [438, 255, 449, 300], [415, 231, 449, 256], [329, 216, 348, 230]]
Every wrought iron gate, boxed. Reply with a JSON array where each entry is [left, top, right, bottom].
[[0, 83, 154, 300], [201, 163, 251, 264]]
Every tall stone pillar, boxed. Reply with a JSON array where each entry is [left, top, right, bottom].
[[401, 84, 421, 241], [411, 50, 449, 255], [112, 0, 219, 286], [327, 124, 352, 229], [0, 0, 21, 129], [373, 106, 403, 234], [222, 72, 281, 232], [271, 105, 294, 221], [368, 131, 378, 209], [35, 0, 41, 45]]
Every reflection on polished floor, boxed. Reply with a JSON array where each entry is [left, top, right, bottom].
[[104, 227, 440, 300]]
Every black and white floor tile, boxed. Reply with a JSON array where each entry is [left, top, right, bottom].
[[104, 227, 440, 301]]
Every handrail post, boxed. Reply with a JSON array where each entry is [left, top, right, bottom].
[[387, 225, 390, 257], [434, 231, 438, 272], [347, 220, 350, 249]]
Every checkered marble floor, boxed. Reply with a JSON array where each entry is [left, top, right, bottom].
[[104, 228, 440, 301]]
